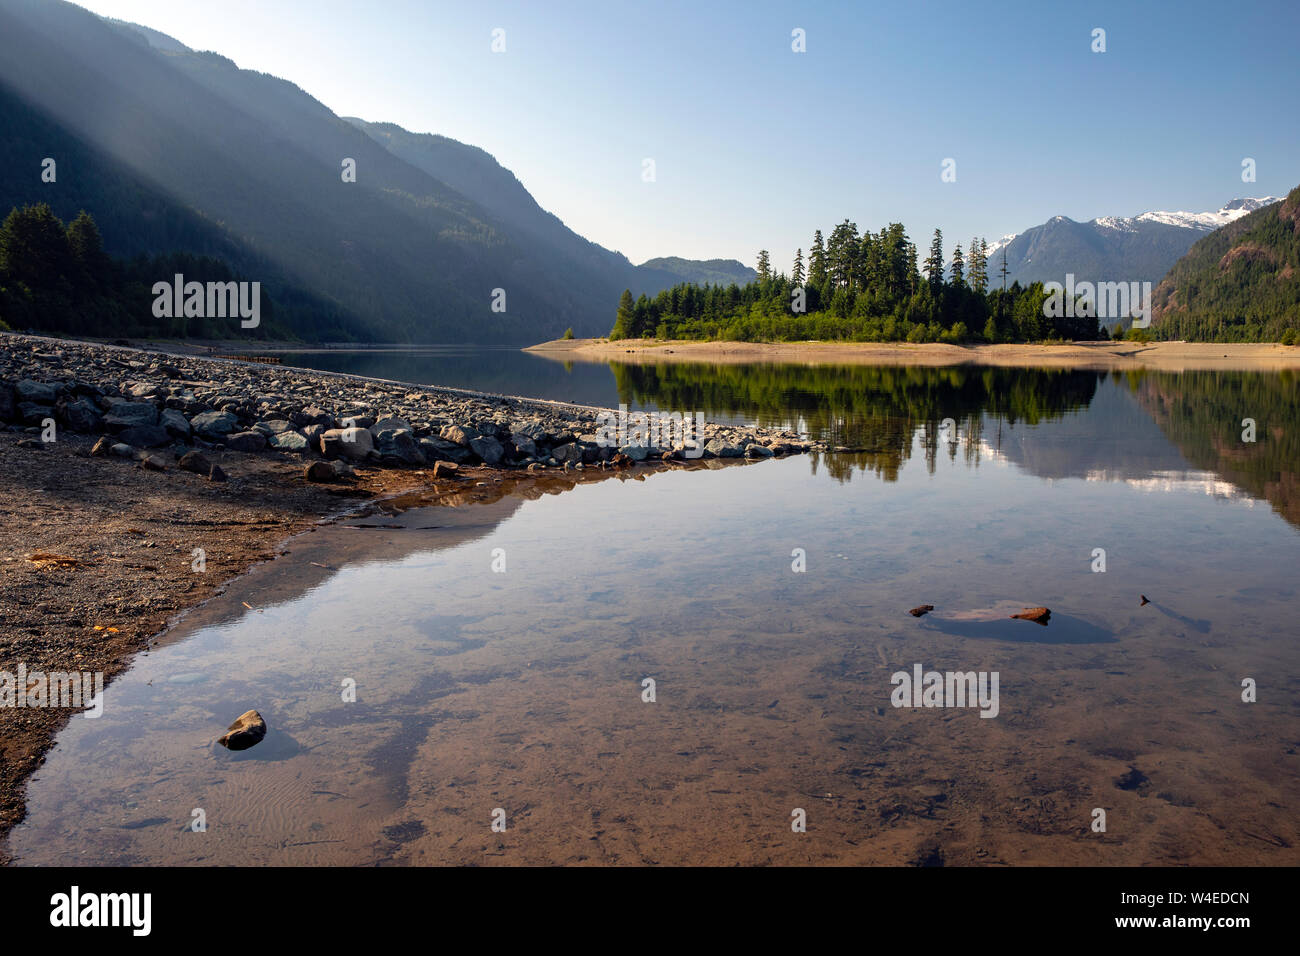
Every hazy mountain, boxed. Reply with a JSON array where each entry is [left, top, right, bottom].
[[0, 78, 367, 339], [0, 0, 724, 343], [637, 257, 757, 287], [986, 198, 1283, 291], [1151, 185, 1300, 341]]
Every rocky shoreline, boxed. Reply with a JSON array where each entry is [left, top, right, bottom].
[[0, 332, 817, 861], [0, 334, 819, 475]]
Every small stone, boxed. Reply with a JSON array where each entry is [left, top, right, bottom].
[[1010, 607, 1051, 626], [432, 461, 459, 478], [178, 450, 212, 475], [109, 443, 135, 458], [208, 464, 227, 482], [217, 709, 267, 751], [91, 436, 113, 456], [909, 605, 935, 618], [140, 455, 166, 472], [305, 460, 335, 482]]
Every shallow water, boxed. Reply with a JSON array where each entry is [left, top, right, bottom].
[[9, 364, 1299, 865]]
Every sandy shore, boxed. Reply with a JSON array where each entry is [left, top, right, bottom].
[[527, 338, 1300, 371]]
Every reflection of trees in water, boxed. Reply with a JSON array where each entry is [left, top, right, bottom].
[[611, 362, 1103, 483], [1130, 368, 1300, 529]]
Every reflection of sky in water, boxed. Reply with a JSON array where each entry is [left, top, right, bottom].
[[10, 369, 1300, 865]]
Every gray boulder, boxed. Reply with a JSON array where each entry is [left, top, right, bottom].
[[60, 399, 102, 432], [160, 408, 192, 439], [292, 406, 336, 429], [269, 430, 310, 453], [190, 410, 239, 440], [15, 380, 59, 404], [117, 424, 171, 448], [510, 434, 538, 458], [18, 403, 54, 427], [704, 438, 744, 458], [469, 435, 505, 465], [225, 430, 268, 452], [374, 427, 425, 466], [255, 419, 295, 435], [104, 401, 159, 431], [320, 426, 373, 461], [511, 420, 550, 442], [439, 424, 478, 446], [418, 436, 474, 464], [370, 416, 411, 437]]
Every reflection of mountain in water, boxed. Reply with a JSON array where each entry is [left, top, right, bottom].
[[974, 379, 1189, 481], [1131, 370, 1300, 529], [609, 361, 1300, 529]]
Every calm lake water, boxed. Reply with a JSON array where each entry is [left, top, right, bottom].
[[9, 353, 1299, 865]]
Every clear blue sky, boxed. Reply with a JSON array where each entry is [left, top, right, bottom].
[[73, 0, 1300, 269]]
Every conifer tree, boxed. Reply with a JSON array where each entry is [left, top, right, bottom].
[[924, 229, 945, 288], [809, 230, 827, 286]]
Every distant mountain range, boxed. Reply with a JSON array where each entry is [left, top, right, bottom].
[[637, 257, 757, 287], [986, 197, 1283, 291], [0, 0, 738, 343]]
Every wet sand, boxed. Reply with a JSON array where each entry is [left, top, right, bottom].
[[528, 338, 1300, 372]]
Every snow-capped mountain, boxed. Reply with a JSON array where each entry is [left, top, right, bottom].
[[984, 197, 1284, 291], [1097, 197, 1282, 233]]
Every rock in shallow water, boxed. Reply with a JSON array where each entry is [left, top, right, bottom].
[[1010, 607, 1051, 626], [217, 709, 267, 751]]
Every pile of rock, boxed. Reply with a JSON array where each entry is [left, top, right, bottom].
[[0, 335, 818, 473]]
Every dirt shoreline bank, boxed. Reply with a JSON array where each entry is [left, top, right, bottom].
[[527, 337, 1300, 371]]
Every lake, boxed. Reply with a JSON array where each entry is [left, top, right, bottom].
[[9, 350, 1299, 865]]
